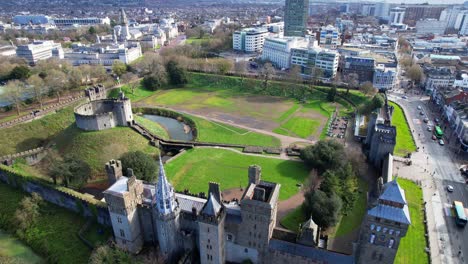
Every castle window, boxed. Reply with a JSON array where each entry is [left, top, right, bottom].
[[207, 228, 210, 233], [120, 229, 125, 238], [207, 245, 209, 249], [208, 239, 210, 244], [369, 233, 376, 244], [122, 239, 126, 245], [207, 254, 209, 260], [388, 238, 395, 248], [244, 248, 248, 253], [227, 234, 233, 241], [117, 216, 122, 223]]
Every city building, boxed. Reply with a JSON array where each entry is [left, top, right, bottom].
[[114, 8, 131, 42], [456, 11, 468, 35], [284, 0, 309, 37], [52, 17, 110, 27], [373, 64, 397, 91], [389, 7, 405, 25], [13, 15, 52, 25], [356, 178, 411, 264], [64, 42, 142, 66], [416, 19, 447, 35], [261, 37, 307, 69], [403, 5, 447, 26], [0, 45, 17, 57], [319, 25, 341, 49], [342, 56, 376, 83], [233, 28, 269, 53], [16, 40, 63, 65], [103, 162, 355, 263], [423, 67, 455, 94], [291, 44, 340, 78]]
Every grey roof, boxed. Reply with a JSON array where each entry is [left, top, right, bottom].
[[302, 215, 318, 230], [269, 239, 354, 264], [202, 193, 222, 216], [367, 204, 411, 225], [379, 179, 407, 205], [176, 193, 206, 214], [225, 203, 242, 224]]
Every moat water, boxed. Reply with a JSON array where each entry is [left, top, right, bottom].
[[142, 114, 193, 141], [0, 229, 43, 263]]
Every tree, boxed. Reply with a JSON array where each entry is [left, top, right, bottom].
[[303, 190, 342, 228], [88, 26, 97, 35], [120, 151, 158, 182], [311, 67, 323, 85], [89, 244, 133, 264], [14, 193, 42, 234], [136, 53, 163, 76], [27, 74, 46, 109], [121, 72, 139, 94], [68, 67, 84, 89], [166, 60, 188, 86], [0, 61, 17, 81], [112, 60, 128, 77], [216, 59, 233, 75], [49, 155, 91, 187], [407, 64, 423, 84], [344, 73, 358, 94], [358, 93, 385, 114], [260, 62, 275, 91], [142, 75, 164, 91], [4, 80, 27, 115], [9, 65, 31, 80], [44, 69, 67, 103], [300, 139, 346, 173], [234, 61, 248, 88], [399, 55, 412, 68], [360, 81, 377, 96], [327, 86, 337, 102], [320, 163, 358, 213]]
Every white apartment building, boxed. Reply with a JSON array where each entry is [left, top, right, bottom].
[[64, 42, 142, 66], [52, 17, 110, 27], [454, 73, 468, 89], [319, 25, 340, 49], [416, 19, 447, 35], [16, 40, 64, 65], [290, 46, 340, 78], [261, 37, 307, 69], [456, 11, 468, 35], [233, 28, 269, 53], [389, 7, 405, 25], [373, 64, 397, 90]]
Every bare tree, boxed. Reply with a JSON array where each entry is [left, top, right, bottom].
[[344, 73, 359, 94], [407, 64, 423, 84], [4, 80, 27, 115], [360, 81, 377, 96], [121, 72, 139, 94], [27, 74, 46, 109], [260, 62, 275, 91], [311, 67, 324, 85], [44, 69, 67, 103]]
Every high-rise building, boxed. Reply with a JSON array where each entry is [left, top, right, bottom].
[[389, 7, 406, 25], [233, 28, 269, 53], [16, 40, 64, 65], [319, 25, 341, 49], [284, 0, 309, 37]]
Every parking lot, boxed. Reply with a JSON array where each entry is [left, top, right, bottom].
[[326, 116, 349, 141]]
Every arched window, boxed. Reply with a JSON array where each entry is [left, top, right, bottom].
[[388, 238, 395, 248]]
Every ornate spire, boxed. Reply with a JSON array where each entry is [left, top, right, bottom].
[[120, 8, 128, 26], [155, 158, 177, 215]]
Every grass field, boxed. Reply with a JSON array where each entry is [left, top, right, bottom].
[[389, 102, 417, 157], [0, 229, 43, 264], [280, 178, 368, 235], [188, 114, 281, 147], [185, 37, 212, 45], [53, 126, 157, 175], [108, 83, 154, 101], [165, 148, 308, 200], [134, 115, 169, 139], [281, 117, 321, 138], [0, 103, 80, 156], [395, 178, 429, 264], [0, 183, 109, 264]]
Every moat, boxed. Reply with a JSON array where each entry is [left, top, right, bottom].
[[142, 114, 193, 141]]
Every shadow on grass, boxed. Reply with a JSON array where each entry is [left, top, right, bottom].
[[15, 137, 48, 153]]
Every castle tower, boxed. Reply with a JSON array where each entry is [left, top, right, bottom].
[[356, 179, 410, 264], [297, 215, 318, 247], [105, 159, 122, 185], [103, 174, 144, 253], [153, 158, 182, 261], [198, 182, 226, 264], [113, 92, 133, 126], [238, 166, 281, 261]]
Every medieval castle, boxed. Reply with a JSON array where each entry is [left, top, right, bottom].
[[103, 158, 410, 264]]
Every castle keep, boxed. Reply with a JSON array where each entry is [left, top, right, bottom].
[[74, 91, 133, 131], [103, 161, 354, 263]]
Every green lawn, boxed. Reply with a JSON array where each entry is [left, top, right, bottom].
[[389, 102, 417, 157], [281, 117, 321, 138], [54, 126, 157, 175], [185, 37, 212, 45], [395, 178, 429, 264], [0, 103, 81, 156], [0, 183, 109, 264], [0, 229, 43, 264], [108, 83, 154, 101], [280, 178, 368, 235], [276, 103, 301, 122], [165, 148, 308, 200], [134, 115, 169, 139], [188, 114, 281, 147]]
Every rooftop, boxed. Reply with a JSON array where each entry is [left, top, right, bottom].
[[367, 203, 411, 225], [379, 180, 407, 205]]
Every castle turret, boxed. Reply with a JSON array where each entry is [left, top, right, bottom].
[[356, 179, 410, 264], [105, 159, 122, 185], [199, 182, 226, 264], [297, 215, 318, 247], [154, 158, 182, 260]]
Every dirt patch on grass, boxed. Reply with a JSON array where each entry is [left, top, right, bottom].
[[222, 187, 245, 201]]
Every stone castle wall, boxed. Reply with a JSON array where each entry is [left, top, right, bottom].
[[74, 98, 133, 131]]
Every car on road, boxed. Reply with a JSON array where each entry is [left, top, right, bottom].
[[423, 117, 429, 123], [402, 95, 408, 99], [432, 135, 437, 140], [439, 139, 445, 146], [420, 111, 425, 115], [427, 126, 432, 132], [447, 185, 454, 192], [417, 105, 422, 110], [435, 118, 440, 123]]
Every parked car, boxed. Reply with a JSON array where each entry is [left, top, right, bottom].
[[435, 118, 440, 123], [423, 118, 429, 123], [427, 126, 432, 132], [402, 95, 408, 99], [417, 105, 422, 110], [420, 111, 425, 116], [439, 139, 445, 146], [447, 185, 454, 192], [432, 135, 437, 140]]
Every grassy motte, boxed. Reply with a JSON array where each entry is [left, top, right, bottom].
[[54, 126, 158, 175], [165, 148, 308, 200], [389, 102, 417, 157], [0, 183, 109, 264], [394, 178, 429, 264], [0, 103, 80, 156]]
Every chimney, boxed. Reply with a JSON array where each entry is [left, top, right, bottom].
[[253, 187, 266, 202], [208, 182, 222, 203], [248, 165, 261, 185]]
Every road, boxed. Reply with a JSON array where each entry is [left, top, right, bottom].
[[388, 90, 468, 264]]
